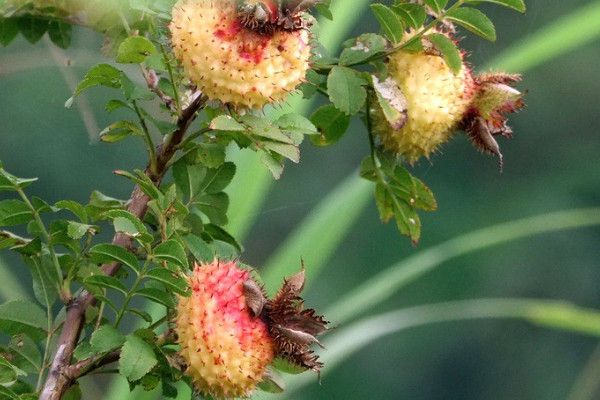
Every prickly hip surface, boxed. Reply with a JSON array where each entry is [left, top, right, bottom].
[[169, 0, 311, 110]]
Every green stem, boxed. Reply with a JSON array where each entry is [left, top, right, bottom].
[[132, 101, 157, 174], [276, 298, 600, 396], [114, 259, 151, 328], [160, 43, 182, 115], [325, 207, 600, 325]]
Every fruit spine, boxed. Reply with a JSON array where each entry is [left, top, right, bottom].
[[169, 0, 312, 110]]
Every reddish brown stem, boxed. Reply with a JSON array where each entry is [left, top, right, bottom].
[[39, 95, 206, 400]]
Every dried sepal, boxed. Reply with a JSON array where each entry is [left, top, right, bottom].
[[237, 0, 320, 33], [243, 278, 268, 318], [461, 72, 526, 169], [263, 263, 331, 376]]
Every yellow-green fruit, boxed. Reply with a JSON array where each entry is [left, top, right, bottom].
[[175, 259, 275, 399], [169, 0, 311, 109], [372, 31, 474, 160]]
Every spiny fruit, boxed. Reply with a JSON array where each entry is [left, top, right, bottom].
[[169, 0, 312, 110], [174, 260, 276, 399], [371, 29, 475, 161]]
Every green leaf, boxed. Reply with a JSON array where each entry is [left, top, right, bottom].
[[425, 33, 463, 74], [327, 66, 367, 115], [116, 36, 157, 63], [47, 20, 72, 49], [196, 143, 226, 168], [260, 152, 284, 179], [69, 64, 122, 100], [465, 0, 525, 13], [204, 224, 242, 252], [90, 325, 126, 354], [392, 3, 427, 29], [339, 33, 387, 66], [84, 275, 128, 295], [99, 120, 142, 142], [309, 104, 351, 146], [0, 385, 19, 399], [262, 141, 300, 163], [201, 162, 236, 195], [23, 256, 59, 307], [172, 159, 207, 201], [210, 115, 245, 132], [0, 355, 17, 385], [153, 239, 189, 270], [445, 6, 496, 41], [113, 170, 161, 200], [67, 221, 97, 239], [119, 334, 157, 382], [145, 268, 188, 295], [0, 300, 47, 342], [195, 193, 229, 226], [0, 168, 37, 191], [0, 200, 33, 227], [55, 200, 87, 222], [0, 18, 19, 47], [16, 15, 47, 44], [120, 73, 154, 101], [134, 288, 176, 308], [421, 0, 448, 14], [274, 113, 318, 136], [370, 4, 404, 44], [393, 197, 421, 244], [183, 235, 214, 264], [89, 243, 140, 274], [371, 75, 408, 130], [8, 335, 42, 374], [375, 183, 395, 223], [258, 367, 286, 393]]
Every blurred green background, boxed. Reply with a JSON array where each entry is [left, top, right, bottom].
[[1, 0, 600, 399]]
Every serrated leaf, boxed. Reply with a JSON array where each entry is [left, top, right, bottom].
[[184, 235, 214, 264], [0, 355, 18, 385], [465, 0, 525, 12], [0, 18, 19, 47], [23, 256, 59, 307], [90, 325, 126, 354], [275, 113, 318, 136], [0, 200, 33, 226], [260, 152, 284, 179], [210, 115, 245, 131], [70, 64, 122, 99], [370, 4, 404, 44], [375, 183, 395, 223], [113, 170, 161, 200], [372, 75, 408, 130], [8, 335, 42, 374], [67, 221, 96, 239], [172, 159, 207, 201], [145, 269, 188, 295], [392, 3, 427, 29], [134, 288, 176, 308], [262, 141, 300, 163], [339, 33, 387, 66], [309, 104, 351, 146], [204, 224, 242, 252], [0, 169, 37, 191], [16, 15, 47, 44], [47, 20, 72, 49], [99, 120, 142, 142], [119, 334, 157, 381], [55, 200, 87, 222], [89, 243, 140, 274], [201, 162, 236, 194], [116, 36, 157, 63], [195, 192, 229, 226], [445, 6, 496, 41], [393, 198, 421, 243], [196, 143, 226, 168], [84, 275, 128, 295], [425, 33, 463, 74], [0, 300, 47, 342], [421, 0, 448, 14], [327, 66, 367, 116], [153, 239, 188, 270], [120, 73, 154, 101]]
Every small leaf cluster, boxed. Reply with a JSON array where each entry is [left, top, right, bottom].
[[300, 0, 525, 242]]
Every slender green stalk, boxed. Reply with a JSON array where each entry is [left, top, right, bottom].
[[325, 207, 600, 325], [266, 298, 600, 397], [114, 258, 152, 328], [132, 101, 157, 173], [484, 0, 600, 72]]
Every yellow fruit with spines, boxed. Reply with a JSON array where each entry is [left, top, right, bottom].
[[372, 30, 474, 161], [169, 0, 311, 110]]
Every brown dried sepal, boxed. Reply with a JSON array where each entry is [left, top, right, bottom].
[[460, 72, 526, 170], [243, 263, 331, 378], [237, 0, 320, 34]]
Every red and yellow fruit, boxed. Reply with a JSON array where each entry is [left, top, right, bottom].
[[174, 260, 275, 398], [169, 0, 311, 109]]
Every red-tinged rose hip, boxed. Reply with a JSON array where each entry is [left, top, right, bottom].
[[169, 0, 311, 110], [174, 260, 275, 399]]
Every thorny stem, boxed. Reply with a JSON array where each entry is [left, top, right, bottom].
[[38, 94, 207, 400]]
